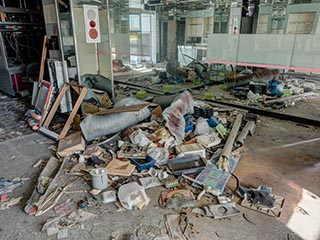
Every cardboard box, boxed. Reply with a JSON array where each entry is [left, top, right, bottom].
[[57, 131, 85, 157]]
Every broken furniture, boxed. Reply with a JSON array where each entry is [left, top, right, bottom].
[[40, 83, 88, 140], [57, 131, 85, 157]]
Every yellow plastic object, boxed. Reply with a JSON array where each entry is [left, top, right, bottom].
[[193, 79, 201, 86], [136, 90, 147, 99], [162, 85, 174, 91], [204, 92, 213, 100]]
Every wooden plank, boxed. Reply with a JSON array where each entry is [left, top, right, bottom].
[[43, 84, 69, 128], [58, 86, 88, 139], [38, 35, 47, 85], [95, 103, 150, 115], [0, 12, 6, 22], [71, 85, 80, 95]]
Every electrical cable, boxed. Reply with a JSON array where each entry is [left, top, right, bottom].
[[228, 172, 240, 195]]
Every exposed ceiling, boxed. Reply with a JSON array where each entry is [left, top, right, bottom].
[[145, 0, 214, 11], [109, 0, 214, 11]]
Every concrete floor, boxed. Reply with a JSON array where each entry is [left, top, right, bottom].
[[0, 96, 319, 240]]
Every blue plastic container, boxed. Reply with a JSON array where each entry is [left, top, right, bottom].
[[130, 156, 155, 171], [208, 116, 220, 127]]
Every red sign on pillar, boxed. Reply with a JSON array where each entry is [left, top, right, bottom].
[[83, 5, 101, 43]]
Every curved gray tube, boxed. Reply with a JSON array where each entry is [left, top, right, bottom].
[[80, 98, 150, 141], [235, 121, 256, 147]]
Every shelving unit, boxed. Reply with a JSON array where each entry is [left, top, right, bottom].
[[0, 0, 44, 95]]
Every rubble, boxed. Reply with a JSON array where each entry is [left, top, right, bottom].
[[0, 197, 22, 210], [14, 88, 273, 238], [220, 69, 320, 112]]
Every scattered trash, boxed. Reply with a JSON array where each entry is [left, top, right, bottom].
[[106, 159, 135, 177], [202, 202, 240, 219], [147, 147, 169, 165], [240, 184, 285, 217], [118, 182, 150, 210], [80, 99, 152, 141], [168, 155, 206, 176], [78, 195, 100, 209], [14, 89, 272, 238], [162, 91, 194, 142], [42, 209, 96, 237], [57, 228, 69, 239], [102, 190, 117, 204], [90, 168, 109, 190], [54, 198, 74, 214], [0, 197, 22, 210], [196, 130, 221, 148], [175, 143, 206, 159], [57, 132, 85, 157], [118, 143, 148, 159], [165, 214, 193, 240], [161, 189, 195, 209], [0, 178, 24, 195], [131, 157, 155, 171], [139, 177, 162, 189], [194, 117, 211, 135]]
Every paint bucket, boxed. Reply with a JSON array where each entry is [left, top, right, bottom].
[[90, 168, 108, 190]]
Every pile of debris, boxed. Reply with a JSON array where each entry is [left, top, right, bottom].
[[0, 177, 27, 210], [17, 90, 284, 239], [223, 69, 320, 110]]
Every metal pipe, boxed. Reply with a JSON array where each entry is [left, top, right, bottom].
[[106, 0, 115, 100], [221, 113, 243, 162], [204, 99, 320, 127], [264, 92, 318, 104], [235, 121, 255, 148]]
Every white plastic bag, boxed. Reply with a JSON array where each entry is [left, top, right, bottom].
[[194, 117, 211, 135], [118, 182, 150, 210]]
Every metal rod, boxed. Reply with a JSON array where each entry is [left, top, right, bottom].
[[204, 99, 320, 127], [106, 0, 115, 100], [95, 42, 100, 74]]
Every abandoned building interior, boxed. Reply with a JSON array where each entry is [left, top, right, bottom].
[[0, 0, 319, 239]]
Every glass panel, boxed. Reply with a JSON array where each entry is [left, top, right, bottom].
[[291, 34, 320, 70], [237, 34, 295, 67], [207, 34, 240, 63], [72, 7, 98, 75], [110, 33, 130, 65], [71, 1, 113, 97]]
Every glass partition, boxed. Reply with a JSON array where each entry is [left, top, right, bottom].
[[71, 0, 114, 97]]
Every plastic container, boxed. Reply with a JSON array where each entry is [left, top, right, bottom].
[[130, 156, 155, 171], [208, 116, 220, 127], [90, 168, 108, 190]]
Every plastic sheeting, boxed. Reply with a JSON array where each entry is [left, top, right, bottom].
[[162, 91, 194, 142], [80, 98, 151, 141]]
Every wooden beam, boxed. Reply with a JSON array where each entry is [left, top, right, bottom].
[[58, 86, 88, 139], [42, 84, 68, 128], [38, 35, 48, 85]]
